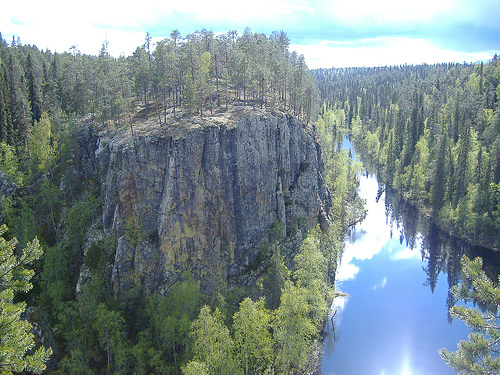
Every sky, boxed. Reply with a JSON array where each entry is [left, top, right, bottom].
[[2, 0, 499, 69]]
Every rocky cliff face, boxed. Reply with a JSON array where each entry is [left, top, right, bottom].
[[96, 108, 331, 295], [0, 171, 17, 222], [0, 171, 17, 204]]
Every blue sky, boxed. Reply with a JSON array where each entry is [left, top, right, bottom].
[[2, 0, 499, 68]]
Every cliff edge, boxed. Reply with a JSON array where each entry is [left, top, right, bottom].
[[95, 107, 331, 295]]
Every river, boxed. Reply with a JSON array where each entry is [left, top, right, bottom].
[[320, 143, 500, 374]]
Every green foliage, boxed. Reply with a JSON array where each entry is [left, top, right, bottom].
[[269, 221, 284, 242], [182, 225, 347, 375], [439, 256, 500, 374], [93, 303, 129, 373], [294, 236, 333, 326], [314, 59, 500, 249], [189, 305, 242, 375], [125, 216, 145, 246], [258, 243, 289, 310], [29, 112, 57, 173], [39, 242, 73, 307], [127, 272, 204, 374], [317, 221, 345, 283], [0, 224, 52, 374], [84, 236, 116, 271], [317, 110, 364, 230], [65, 192, 101, 250], [181, 361, 209, 375], [274, 280, 317, 373], [233, 298, 274, 375], [0, 142, 23, 185], [50, 261, 122, 374]]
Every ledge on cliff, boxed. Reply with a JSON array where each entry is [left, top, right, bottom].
[[92, 107, 331, 296]]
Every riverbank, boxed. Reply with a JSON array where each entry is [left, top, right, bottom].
[[375, 172, 500, 252]]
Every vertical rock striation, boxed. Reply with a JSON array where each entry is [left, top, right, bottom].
[[97, 109, 331, 295]]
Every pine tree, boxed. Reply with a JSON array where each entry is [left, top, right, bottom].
[[198, 51, 212, 115], [132, 46, 150, 119], [440, 256, 500, 374], [169, 30, 181, 117], [153, 39, 169, 124], [431, 132, 447, 213], [0, 224, 53, 374]]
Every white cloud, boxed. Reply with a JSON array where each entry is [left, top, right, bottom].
[[292, 37, 495, 69], [336, 262, 360, 282], [22, 1, 169, 53], [326, 0, 452, 25], [1, 0, 497, 67], [335, 176, 391, 282], [446, 0, 500, 30], [331, 294, 348, 312], [370, 276, 388, 291], [391, 245, 421, 261]]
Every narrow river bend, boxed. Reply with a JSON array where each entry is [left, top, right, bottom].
[[320, 166, 500, 374]]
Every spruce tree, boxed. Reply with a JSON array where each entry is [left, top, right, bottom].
[[0, 66, 11, 144], [25, 52, 42, 123]]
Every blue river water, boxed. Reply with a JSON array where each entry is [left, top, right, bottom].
[[320, 174, 472, 375]]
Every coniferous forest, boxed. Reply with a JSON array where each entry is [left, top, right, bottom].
[[313, 59, 500, 250], [0, 28, 317, 158], [1, 24, 500, 374]]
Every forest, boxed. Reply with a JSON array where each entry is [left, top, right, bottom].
[[0, 28, 318, 156], [0, 29, 362, 374], [3, 25, 499, 374], [313, 58, 500, 251]]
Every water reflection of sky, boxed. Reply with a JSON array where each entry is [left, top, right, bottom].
[[322, 175, 470, 375], [336, 177, 421, 283]]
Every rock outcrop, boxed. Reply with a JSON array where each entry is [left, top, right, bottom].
[[97, 108, 331, 295], [0, 171, 17, 221], [0, 171, 17, 202]]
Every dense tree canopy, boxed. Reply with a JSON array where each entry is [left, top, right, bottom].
[[0, 29, 319, 192], [313, 58, 500, 250], [0, 29, 317, 159]]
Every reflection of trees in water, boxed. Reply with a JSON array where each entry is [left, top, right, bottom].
[[381, 181, 500, 321]]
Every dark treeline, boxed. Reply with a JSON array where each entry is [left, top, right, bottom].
[[313, 58, 500, 250]]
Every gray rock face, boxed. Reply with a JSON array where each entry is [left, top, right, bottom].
[[97, 109, 331, 295], [0, 171, 17, 215]]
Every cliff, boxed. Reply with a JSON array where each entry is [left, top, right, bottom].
[[95, 107, 331, 295], [0, 171, 17, 205]]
